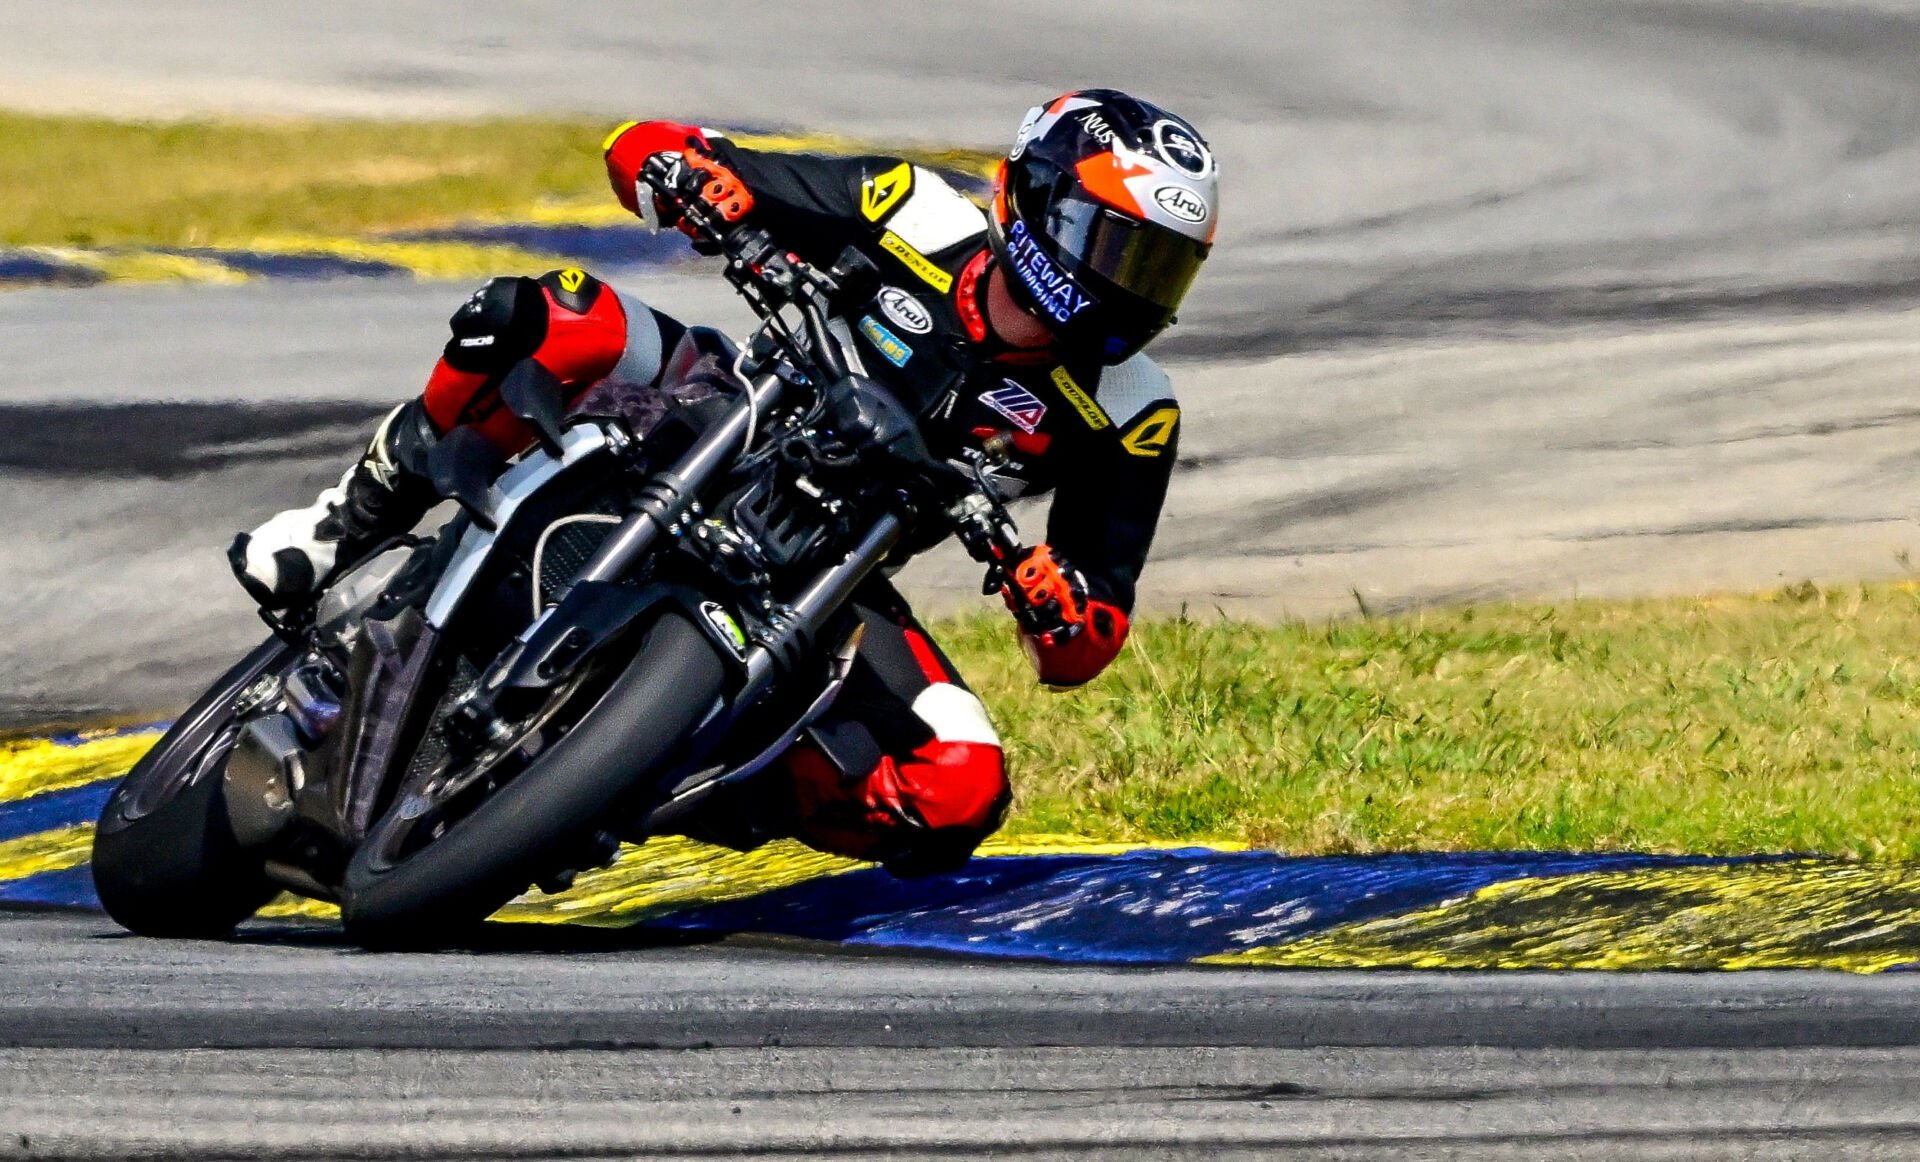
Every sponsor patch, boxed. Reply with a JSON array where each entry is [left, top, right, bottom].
[[1120, 406, 1180, 458], [699, 600, 749, 658], [1005, 220, 1096, 326], [1050, 366, 1110, 430], [861, 162, 914, 223], [1153, 119, 1213, 178], [857, 315, 913, 368], [877, 286, 933, 335], [879, 231, 954, 293], [1153, 185, 1209, 224], [982, 381, 1048, 434]]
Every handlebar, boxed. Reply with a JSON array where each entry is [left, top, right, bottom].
[[638, 152, 1035, 596], [640, 155, 849, 386]]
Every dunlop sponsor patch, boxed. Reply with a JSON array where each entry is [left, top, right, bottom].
[[878, 231, 953, 293], [1050, 366, 1109, 430]]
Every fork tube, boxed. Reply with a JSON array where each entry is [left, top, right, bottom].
[[740, 512, 902, 697]]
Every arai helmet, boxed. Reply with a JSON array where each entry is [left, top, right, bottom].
[[990, 89, 1217, 364]]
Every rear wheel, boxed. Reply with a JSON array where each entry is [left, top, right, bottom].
[[92, 638, 292, 938], [340, 612, 727, 949]]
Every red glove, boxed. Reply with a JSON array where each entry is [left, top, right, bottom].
[[999, 545, 1131, 688], [603, 120, 754, 250]]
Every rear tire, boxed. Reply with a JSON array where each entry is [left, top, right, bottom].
[[92, 639, 291, 938], [340, 613, 726, 950]]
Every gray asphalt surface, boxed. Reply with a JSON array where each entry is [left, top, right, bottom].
[[2, 911, 1919, 1158], [5, 5, 1920, 1155]]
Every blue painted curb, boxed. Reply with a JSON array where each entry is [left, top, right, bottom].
[[645, 849, 1744, 964], [0, 781, 113, 846]]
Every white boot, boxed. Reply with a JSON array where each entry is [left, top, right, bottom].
[[229, 402, 438, 609]]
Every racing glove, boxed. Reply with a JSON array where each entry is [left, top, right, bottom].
[[603, 120, 754, 254], [999, 544, 1131, 688]]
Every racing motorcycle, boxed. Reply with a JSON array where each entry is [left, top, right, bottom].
[[91, 158, 1036, 949]]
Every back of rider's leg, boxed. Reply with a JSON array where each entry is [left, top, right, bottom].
[[231, 267, 683, 608]]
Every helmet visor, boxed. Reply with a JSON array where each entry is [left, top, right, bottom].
[[1044, 196, 1208, 310]]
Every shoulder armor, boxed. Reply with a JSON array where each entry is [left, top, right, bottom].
[[1096, 354, 1176, 427], [1100, 355, 1180, 459], [879, 165, 986, 255]]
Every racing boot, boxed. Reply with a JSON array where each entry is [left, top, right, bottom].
[[229, 399, 442, 609]]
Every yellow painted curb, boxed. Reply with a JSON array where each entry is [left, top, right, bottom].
[[0, 729, 160, 805], [1203, 861, 1920, 973]]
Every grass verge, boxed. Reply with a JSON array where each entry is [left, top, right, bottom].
[[0, 113, 993, 249], [942, 581, 1920, 858], [1, 114, 615, 247]]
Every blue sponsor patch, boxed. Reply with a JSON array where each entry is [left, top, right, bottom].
[[1005, 220, 1097, 326], [857, 315, 913, 367]]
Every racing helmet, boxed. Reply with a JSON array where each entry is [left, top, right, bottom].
[[989, 89, 1217, 364]]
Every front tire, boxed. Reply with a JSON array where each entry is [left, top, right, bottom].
[[92, 638, 291, 938], [340, 613, 727, 949]]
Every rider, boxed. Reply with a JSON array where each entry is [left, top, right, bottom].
[[231, 90, 1218, 874]]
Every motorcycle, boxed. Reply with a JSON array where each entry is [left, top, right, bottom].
[[91, 157, 1038, 949]]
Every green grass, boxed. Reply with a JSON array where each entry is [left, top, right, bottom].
[[942, 581, 1920, 858], [0, 113, 996, 249], [0, 113, 616, 248]]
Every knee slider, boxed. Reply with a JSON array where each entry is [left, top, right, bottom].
[[537, 267, 607, 315], [442, 276, 549, 374]]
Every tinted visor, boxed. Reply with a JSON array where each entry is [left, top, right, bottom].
[[1007, 159, 1208, 311], [1043, 196, 1207, 309]]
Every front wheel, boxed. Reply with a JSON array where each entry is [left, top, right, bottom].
[[340, 613, 727, 949], [92, 638, 292, 938]]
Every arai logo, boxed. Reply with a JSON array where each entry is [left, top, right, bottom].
[[1153, 185, 1208, 224], [1152, 119, 1212, 178], [877, 286, 933, 335]]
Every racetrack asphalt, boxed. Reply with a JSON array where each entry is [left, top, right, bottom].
[[4, 5, 1920, 1153], [3, 909, 1920, 1158]]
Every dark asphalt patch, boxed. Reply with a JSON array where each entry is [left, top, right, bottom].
[[0, 400, 389, 478]]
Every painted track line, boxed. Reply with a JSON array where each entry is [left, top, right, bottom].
[[6, 725, 1920, 968]]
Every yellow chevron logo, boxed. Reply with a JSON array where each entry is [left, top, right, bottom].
[[557, 268, 587, 293], [861, 162, 913, 222], [1120, 406, 1180, 458]]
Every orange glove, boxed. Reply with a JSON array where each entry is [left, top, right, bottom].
[[999, 545, 1131, 687]]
